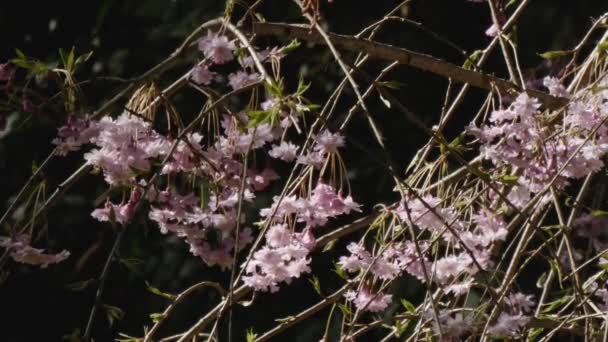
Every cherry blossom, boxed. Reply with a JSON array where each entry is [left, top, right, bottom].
[[344, 286, 392, 312], [197, 31, 236, 64], [0, 235, 69, 268]]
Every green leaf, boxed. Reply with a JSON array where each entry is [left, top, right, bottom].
[[263, 78, 284, 97], [400, 298, 416, 313], [75, 51, 94, 67], [394, 319, 410, 337], [296, 75, 311, 96], [598, 40, 608, 53], [338, 303, 352, 319], [103, 304, 124, 327], [498, 174, 519, 185], [528, 327, 544, 341], [322, 239, 337, 253], [66, 47, 76, 72], [536, 272, 547, 288], [66, 279, 97, 292], [146, 281, 176, 300], [591, 210, 608, 218], [116, 333, 143, 342], [282, 39, 301, 53], [247, 110, 274, 128], [538, 50, 571, 59], [333, 262, 348, 280], [505, 0, 519, 9], [15, 48, 26, 60], [377, 80, 404, 90], [463, 50, 483, 70], [246, 328, 258, 342], [308, 275, 322, 295], [149, 312, 167, 323], [541, 294, 572, 313]]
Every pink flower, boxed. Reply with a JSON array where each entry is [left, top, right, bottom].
[[53, 115, 100, 156], [436, 312, 473, 340], [0, 235, 69, 268], [91, 195, 138, 225], [487, 313, 531, 338], [248, 167, 279, 191], [344, 287, 392, 312], [198, 31, 236, 64], [266, 224, 292, 248], [84, 112, 164, 185], [543, 76, 570, 98], [314, 129, 344, 154], [269, 141, 299, 162], [297, 151, 326, 169], [506, 293, 535, 313], [485, 24, 498, 37], [191, 64, 216, 85], [228, 70, 260, 90]]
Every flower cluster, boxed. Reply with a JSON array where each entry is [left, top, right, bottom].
[[242, 224, 314, 292], [245, 183, 360, 291], [297, 130, 345, 169], [470, 81, 608, 207], [344, 286, 393, 313], [84, 112, 166, 185], [0, 234, 69, 268], [487, 293, 535, 338], [52, 115, 99, 156]]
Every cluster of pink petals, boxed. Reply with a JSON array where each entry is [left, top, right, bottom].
[[260, 183, 360, 228], [92, 187, 142, 225], [269, 141, 299, 162], [396, 195, 463, 238], [198, 31, 236, 65], [339, 242, 428, 282], [470, 84, 608, 205], [297, 130, 345, 169], [358, 196, 508, 296], [344, 286, 393, 312], [84, 112, 166, 185], [228, 70, 260, 90], [487, 292, 535, 337], [148, 189, 253, 269], [245, 184, 359, 292], [0, 234, 69, 268], [53, 115, 100, 156], [191, 64, 216, 85], [429, 311, 474, 341], [242, 224, 315, 292]]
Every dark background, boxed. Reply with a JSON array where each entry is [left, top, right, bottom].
[[0, 0, 607, 341]]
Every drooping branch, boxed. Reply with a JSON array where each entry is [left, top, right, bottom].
[[251, 22, 568, 109]]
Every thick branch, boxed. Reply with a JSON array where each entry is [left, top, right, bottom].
[[251, 22, 567, 110]]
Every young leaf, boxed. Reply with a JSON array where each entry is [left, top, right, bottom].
[[145, 281, 177, 300], [246, 328, 258, 342], [541, 295, 572, 313], [591, 210, 608, 218], [308, 275, 322, 295], [498, 174, 519, 185], [400, 298, 416, 313], [103, 304, 124, 327], [538, 50, 571, 59], [66, 279, 97, 292], [377, 80, 404, 90], [149, 312, 167, 323], [463, 50, 483, 70]]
